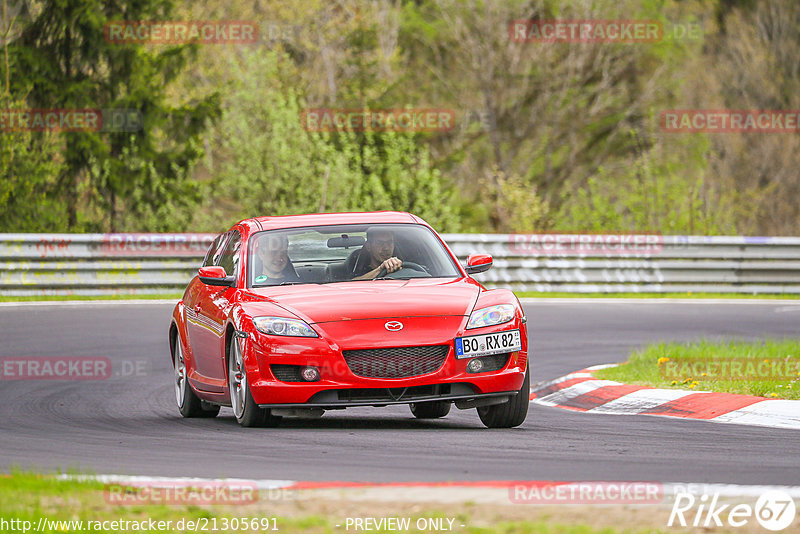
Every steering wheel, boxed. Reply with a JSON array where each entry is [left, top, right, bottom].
[[376, 261, 428, 279]]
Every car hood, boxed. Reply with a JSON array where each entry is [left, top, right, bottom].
[[242, 278, 480, 324]]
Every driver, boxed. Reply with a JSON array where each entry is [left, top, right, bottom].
[[348, 228, 403, 280]]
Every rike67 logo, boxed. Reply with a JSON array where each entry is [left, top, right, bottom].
[[668, 490, 796, 531]]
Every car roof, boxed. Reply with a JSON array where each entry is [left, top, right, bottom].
[[241, 211, 425, 232]]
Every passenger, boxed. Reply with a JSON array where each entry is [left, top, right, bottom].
[[254, 234, 300, 285]]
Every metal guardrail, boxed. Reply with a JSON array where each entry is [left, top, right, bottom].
[[1, 233, 799, 296]]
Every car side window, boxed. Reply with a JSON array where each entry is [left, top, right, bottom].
[[202, 233, 228, 268], [218, 230, 242, 278]]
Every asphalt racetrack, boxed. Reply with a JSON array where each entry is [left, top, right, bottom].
[[1, 299, 798, 484]]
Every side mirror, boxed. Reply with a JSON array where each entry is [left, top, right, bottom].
[[465, 254, 493, 275], [198, 266, 235, 287]]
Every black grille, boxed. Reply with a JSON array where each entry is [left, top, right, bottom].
[[342, 345, 449, 378], [271, 364, 304, 382], [467, 353, 510, 373]]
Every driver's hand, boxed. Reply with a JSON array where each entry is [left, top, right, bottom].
[[380, 257, 402, 274]]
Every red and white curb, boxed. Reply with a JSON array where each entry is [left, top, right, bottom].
[[60, 474, 800, 502], [530, 364, 800, 430]]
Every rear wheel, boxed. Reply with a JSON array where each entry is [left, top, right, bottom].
[[477, 367, 529, 428], [174, 333, 219, 418], [228, 336, 281, 428], [410, 401, 451, 419]]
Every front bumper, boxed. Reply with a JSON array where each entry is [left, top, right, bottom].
[[247, 351, 527, 405], [242, 316, 529, 406]]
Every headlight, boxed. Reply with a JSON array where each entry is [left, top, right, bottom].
[[466, 304, 516, 329], [253, 316, 318, 337]]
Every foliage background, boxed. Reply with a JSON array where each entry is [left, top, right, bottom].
[[1, 0, 798, 235]]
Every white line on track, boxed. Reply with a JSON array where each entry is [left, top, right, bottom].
[[59, 474, 294, 490], [0, 299, 177, 307]]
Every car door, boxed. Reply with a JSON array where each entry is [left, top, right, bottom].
[[185, 232, 232, 390], [191, 230, 242, 388]]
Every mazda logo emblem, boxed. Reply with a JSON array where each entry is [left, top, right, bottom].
[[384, 321, 404, 331]]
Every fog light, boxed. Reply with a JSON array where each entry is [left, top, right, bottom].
[[467, 358, 484, 373], [301, 366, 320, 382]]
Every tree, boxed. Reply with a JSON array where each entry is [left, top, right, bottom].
[[697, 0, 800, 234], [209, 49, 459, 231], [0, 94, 66, 231], [5, 0, 219, 231]]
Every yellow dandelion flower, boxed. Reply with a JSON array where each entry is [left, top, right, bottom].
[[657, 357, 670, 365], [770, 393, 778, 398], [671, 381, 678, 385]]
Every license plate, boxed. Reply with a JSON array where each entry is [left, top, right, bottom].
[[455, 329, 522, 359]]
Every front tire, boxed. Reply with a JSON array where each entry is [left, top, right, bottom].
[[174, 333, 219, 418], [410, 401, 451, 419], [228, 336, 281, 428], [477, 367, 529, 428]]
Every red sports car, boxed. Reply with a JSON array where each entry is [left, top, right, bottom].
[[169, 212, 529, 428]]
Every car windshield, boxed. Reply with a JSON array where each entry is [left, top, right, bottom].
[[248, 223, 461, 287]]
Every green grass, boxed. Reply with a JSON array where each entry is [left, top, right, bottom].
[[0, 471, 661, 534], [595, 339, 800, 399], [515, 291, 800, 299], [0, 293, 182, 302], [0, 471, 321, 534]]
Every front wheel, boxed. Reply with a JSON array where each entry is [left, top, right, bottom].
[[228, 337, 281, 428], [174, 333, 219, 418], [410, 401, 451, 419], [477, 367, 529, 428]]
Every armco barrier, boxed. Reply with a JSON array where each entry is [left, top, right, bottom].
[[0, 234, 213, 296], [0, 233, 799, 296]]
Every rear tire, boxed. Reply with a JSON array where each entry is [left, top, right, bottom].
[[174, 333, 219, 418], [477, 367, 529, 428], [410, 401, 451, 419], [228, 336, 281, 428]]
